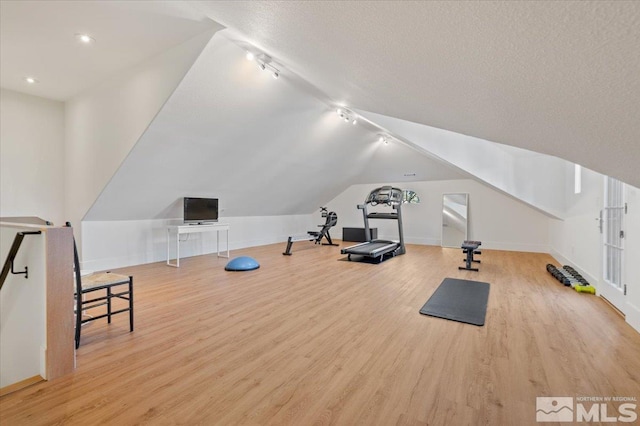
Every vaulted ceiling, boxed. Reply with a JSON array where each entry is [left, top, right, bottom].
[[84, 35, 463, 219], [193, 1, 640, 189], [2, 1, 639, 219]]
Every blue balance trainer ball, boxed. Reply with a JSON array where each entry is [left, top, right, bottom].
[[225, 256, 260, 271]]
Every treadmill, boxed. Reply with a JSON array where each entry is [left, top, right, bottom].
[[341, 186, 406, 263]]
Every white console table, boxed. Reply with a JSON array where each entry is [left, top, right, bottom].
[[167, 223, 230, 267]]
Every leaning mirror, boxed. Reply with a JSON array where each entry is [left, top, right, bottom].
[[441, 193, 468, 248]]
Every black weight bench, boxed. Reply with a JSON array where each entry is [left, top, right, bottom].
[[459, 240, 482, 271]]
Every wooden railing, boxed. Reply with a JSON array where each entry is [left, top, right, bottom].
[[0, 219, 75, 393]]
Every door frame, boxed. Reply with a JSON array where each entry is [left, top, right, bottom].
[[599, 176, 627, 313]]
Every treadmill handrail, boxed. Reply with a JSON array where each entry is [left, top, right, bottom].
[[367, 212, 398, 219]]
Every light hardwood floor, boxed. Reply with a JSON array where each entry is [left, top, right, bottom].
[[1, 243, 639, 425]]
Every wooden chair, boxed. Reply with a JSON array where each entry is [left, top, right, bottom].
[[68, 223, 134, 349]]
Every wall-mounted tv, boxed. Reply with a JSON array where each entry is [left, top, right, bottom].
[[183, 197, 218, 224]]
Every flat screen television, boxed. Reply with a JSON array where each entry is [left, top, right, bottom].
[[183, 197, 218, 224]]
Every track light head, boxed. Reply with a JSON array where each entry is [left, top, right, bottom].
[[272, 72, 279, 79], [335, 107, 357, 125]]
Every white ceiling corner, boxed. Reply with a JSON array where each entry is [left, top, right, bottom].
[[0, 0, 223, 101]]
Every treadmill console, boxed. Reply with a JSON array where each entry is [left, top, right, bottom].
[[366, 186, 403, 206]]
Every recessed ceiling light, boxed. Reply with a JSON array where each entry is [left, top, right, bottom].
[[246, 51, 255, 61], [75, 33, 95, 44], [24, 76, 39, 84]]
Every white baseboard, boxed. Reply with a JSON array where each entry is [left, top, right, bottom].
[[549, 248, 599, 289], [480, 240, 549, 253], [549, 249, 639, 336], [82, 251, 167, 271], [402, 236, 440, 246], [82, 234, 293, 271], [626, 302, 640, 334], [377, 235, 549, 252]]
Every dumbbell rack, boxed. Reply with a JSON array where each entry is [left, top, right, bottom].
[[546, 264, 595, 294]]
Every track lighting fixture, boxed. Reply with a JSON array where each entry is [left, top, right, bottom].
[[257, 61, 280, 79], [378, 135, 390, 144], [336, 107, 357, 125], [247, 51, 281, 79]]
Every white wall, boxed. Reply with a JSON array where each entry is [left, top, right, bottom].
[[548, 165, 603, 285], [64, 29, 216, 249], [81, 214, 315, 271], [0, 89, 65, 226], [327, 179, 551, 252], [359, 110, 569, 219], [549, 164, 640, 334], [0, 225, 47, 387]]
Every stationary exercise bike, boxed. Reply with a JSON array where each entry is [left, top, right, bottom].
[[282, 207, 339, 255]]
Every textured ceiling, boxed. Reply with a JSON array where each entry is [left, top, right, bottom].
[[0, 1, 221, 100], [3, 1, 639, 220], [193, 1, 640, 188]]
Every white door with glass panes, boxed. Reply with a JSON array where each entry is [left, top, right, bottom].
[[600, 176, 627, 312]]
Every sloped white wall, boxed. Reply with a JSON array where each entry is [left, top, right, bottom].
[[84, 34, 464, 223], [64, 28, 218, 247], [358, 110, 568, 219], [0, 89, 65, 226], [326, 179, 551, 252]]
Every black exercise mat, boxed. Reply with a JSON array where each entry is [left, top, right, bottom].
[[419, 278, 490, 326]]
